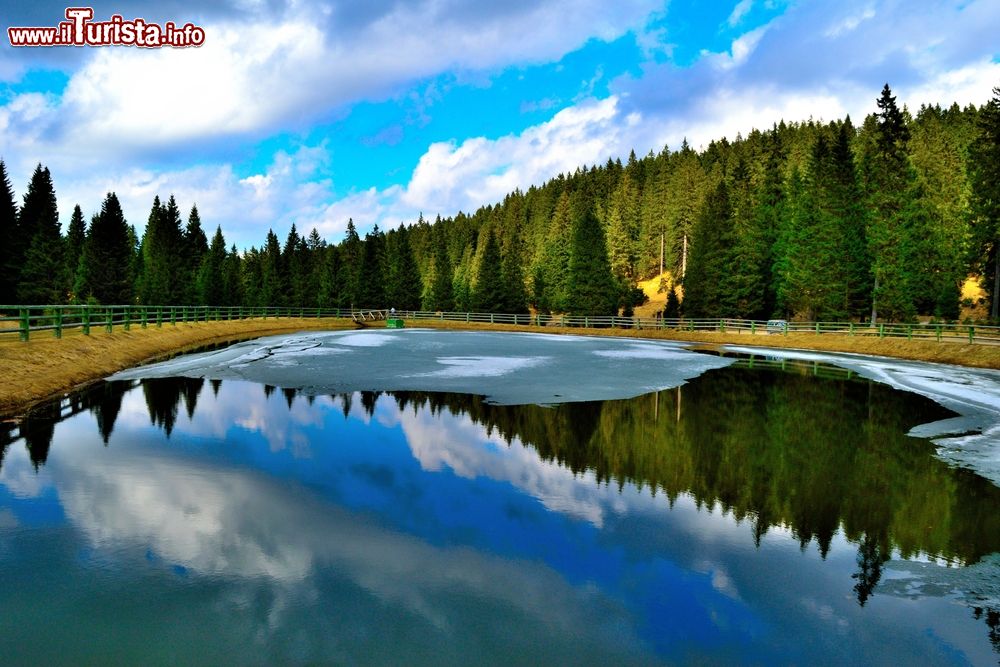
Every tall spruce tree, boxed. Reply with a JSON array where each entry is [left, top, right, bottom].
[[566, 205, 617, 316], [427, 224, 454, 311], [472, 227, 505, 312], [338, 219, 363, 308], [861, 84, 917, 322], [139, 195, 185, 304], [63, 204, 86, 301], [223, 244, 243, 306], [0, 160, 19, 303], [386, 224, 422, 310], [358, 225, 386, 308], [260, 229, 282, 306], [77, 193, 134, 304], [17, 165, 63, 304], [970, 87, 1000, 319], [539, 189, 574, 312], [281, 224, 305, 307], [782, 137, 849, 320], [198, 226, 227, 306], [683, 179, 736, 318], [183, 205, 208, 304]]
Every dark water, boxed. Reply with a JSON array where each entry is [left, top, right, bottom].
[[1, 360, 999, 665]]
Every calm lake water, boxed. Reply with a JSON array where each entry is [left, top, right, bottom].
[[1, 354, 999, 665]]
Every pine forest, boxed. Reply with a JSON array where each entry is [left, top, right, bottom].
[[3, 84, 999, 323]]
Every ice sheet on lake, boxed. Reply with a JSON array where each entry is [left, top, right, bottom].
[[109, 329, 734, 405], [721, 344, 1000, 486]]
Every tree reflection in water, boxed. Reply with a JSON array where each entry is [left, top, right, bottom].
[[2, 359, 998, 649]]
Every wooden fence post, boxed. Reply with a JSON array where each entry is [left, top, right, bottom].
[[83, 305, 91, 335], [54, 308, 62, 338], [19, 308, 29, 342]]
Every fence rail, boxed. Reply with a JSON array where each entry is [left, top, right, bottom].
[[1, 305, 998, 345]]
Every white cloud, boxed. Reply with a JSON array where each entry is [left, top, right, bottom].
[[728, 0, 754, 27], [823, 6, 876, 38], [400, 97, 624, 215], [10, 0, 661, 155]]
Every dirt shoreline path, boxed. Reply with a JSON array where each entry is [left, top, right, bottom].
[[2, 317, 996, 420]]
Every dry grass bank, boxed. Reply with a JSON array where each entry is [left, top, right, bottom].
[[402, 319, 1000, 369], [0, 318, 356, 418]]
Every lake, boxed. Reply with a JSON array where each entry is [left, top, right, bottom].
[[1, 330, 998, 665]]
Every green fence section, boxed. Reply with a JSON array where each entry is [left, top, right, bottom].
[[1, 305, 998, 345], [0, 305, 352, 342]]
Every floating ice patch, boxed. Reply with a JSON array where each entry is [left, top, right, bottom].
[[593, 343, 696, 360], [110, 330, 734, 406], [413, 356, 548, 378], [327, 332, 399, 347]]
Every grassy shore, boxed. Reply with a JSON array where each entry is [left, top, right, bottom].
[[2, 316, 996, 420], [0, 318, 357, 418]]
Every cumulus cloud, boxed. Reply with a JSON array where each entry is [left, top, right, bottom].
[[400, 97, 626, 214], [4, 0, 661, 154], [727, 0, 754, 27]]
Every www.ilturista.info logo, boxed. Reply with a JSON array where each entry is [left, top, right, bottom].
[[8, 7, 205, 48]]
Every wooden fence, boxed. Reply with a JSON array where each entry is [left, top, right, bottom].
[[1, 304, 998, 345]]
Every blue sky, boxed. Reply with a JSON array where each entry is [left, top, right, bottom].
[[0, 0, 998, 249]]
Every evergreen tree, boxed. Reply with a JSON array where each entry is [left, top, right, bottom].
[[970, 87, 1000, 319], [683, 179, 736, 318], [77, 193, 134, 304], [260, 229, 282, 306], [386, 224, 422, 310], [183, 205, 208, 304], [317, 244, 340, 309], [729, 156, 769, 318], [337, 219, 363, 308], [500, 241, 527, 312], [566, 206, 617, 316], [665, 142, 706, 282], [63, 204, 86, 302], [17, 165, 63, 304], [198, 226, 227, 306], [638, 149, 670, 278], [539, 190, 574, 312], [831, 119, 872, 317], [861, 84, 917, 321], [223, 244, 243, 306], [358, 225, 386, 308], [427, 224, 454, 311], [139, 195, 185, 304], [281, 224, 305, 307], [472, 227, 505, 311], [606, 172, 640, 283], [305, 228, 328, 308], [782, 138, 849, 320], [0, 160, 19, 303]]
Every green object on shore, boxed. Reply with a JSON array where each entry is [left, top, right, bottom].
[[386, 318, 405, 329]]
